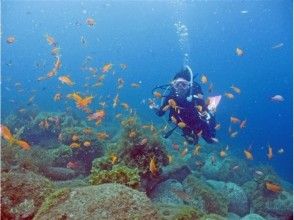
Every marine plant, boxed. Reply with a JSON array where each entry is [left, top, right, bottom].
[[117, 116, 169, 178], [89, 156, 140, 189], [34, 188, 71, 219]]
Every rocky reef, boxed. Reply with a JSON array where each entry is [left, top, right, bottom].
[[34, 183, 160, 220]]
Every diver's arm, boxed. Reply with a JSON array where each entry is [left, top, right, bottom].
[[153, 95, 169, 117]]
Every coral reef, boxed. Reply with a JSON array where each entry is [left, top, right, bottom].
[[182, 175, 228, 216], [201, 153, 251, 185], [241, 167, 293, 219], [150, 179, 185, 205], [34, 183, 160, 220], [89, 156, 140, 189], [206, 180, 249, 216], [1, 171, 54, 219]]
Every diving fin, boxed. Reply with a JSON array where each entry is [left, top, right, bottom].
[[163, 126, 177, 139]]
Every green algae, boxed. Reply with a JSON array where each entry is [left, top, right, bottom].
[[34, 188, 71, 219]]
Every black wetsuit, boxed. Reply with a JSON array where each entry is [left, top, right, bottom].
[[156, 82, 216, 144]]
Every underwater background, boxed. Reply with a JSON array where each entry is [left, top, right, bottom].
[[1, 0, 293, 220]]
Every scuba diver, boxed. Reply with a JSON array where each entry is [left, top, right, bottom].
[[150, 65, 219, 145]]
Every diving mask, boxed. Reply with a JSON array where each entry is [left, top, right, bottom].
[[172, 78, 190, 90]]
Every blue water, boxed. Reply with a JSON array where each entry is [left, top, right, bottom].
[[2, 1, 293, 182]]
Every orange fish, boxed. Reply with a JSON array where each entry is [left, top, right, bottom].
[[220, 150, 227, 157], [214, 123, 221, 130], [230, 117, 241, 124], [265, 182, 282, 193], [76, 96, 93, 109], [267, 145, 273, 159], [110, 154, 118, 165], [69, 142, 80, 148], [102, 63, 112, 73], [16, 140, 31, 150], [72, 134, 79, 141], [178, 121, 186, 128], [58, 76, 74, 86], [149, 157, 158, 176], [181, 147, 188, 157], [83, 141, 91, 147], [200, 75, 208, 84], [121, 103, 129, 110], [87, 110, 105, 125], [244, 149, 253, 160], [45, 34, 56, 46], [97, 132, 109, 140], [153, 91, 162, 98], [0, 125, 13, 141], [193, 144, 201, 156]]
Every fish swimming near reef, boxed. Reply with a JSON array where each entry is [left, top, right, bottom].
[[149, 157, 158, 176], [265, 182, 282, 193]]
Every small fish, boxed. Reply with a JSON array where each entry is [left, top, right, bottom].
[[16, 140, 31, 150], [140, 138, 148, 145], [214, 123, 221, 130], [97, 132, 109, 140], [181, 147, 188, 157], [149, 157, 158, 176], [240, 119, 247, 128], [45, 34, 56, 46], [128, 131, 137, 138], [277, 148, 284, 154], [153, 91, 162, 98], [86, 17, 96, 26], [72, 134, 79, 141], [255, 170, 264, 176], [271, 95, 284, 102], [110, 154, 118, 165], [235, 47, 244, 56], [230, 85, 241, 94], [240, 10, 248, 14], [69, 142, 81, 148], [87, 110, 105, 125], [6, 36, 16, 44], [177, 121, 186, 128], [219, 150, 227, 157], [102, 63, 112, 73], [208, 83, 213, 93], [267, 145, 273, 159], [131, 82, 140, 88], [211, 137, 219, 143], [230, 131, 238, 138], [171, 189, 192, 202], [224, 92, 234, 99], [193, 144, 201, 156], [200, 74, 208, 84], [265, 182, 282, 193], [113, 94, 119, 108], [172, 143, 179, 151], [230, 116, 241, 124], [83, 141, 91, 147], [271, 42, 284, 49], [53, 93, 62, 101], [120, 63, 127, 70], [244, 149, 253, 160], [232, 165, 239, 170], [67, 161, 79, 169], [58, 76, 74, 86]]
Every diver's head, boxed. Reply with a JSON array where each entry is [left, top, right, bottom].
[[172, 77, 190, 97], [172, 67, 192, 98]]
